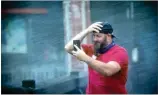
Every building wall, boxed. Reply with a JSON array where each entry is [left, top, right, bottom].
[[2, 1, 67, 88]]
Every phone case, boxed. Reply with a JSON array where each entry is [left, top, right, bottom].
[[73, 40, 81, 51]]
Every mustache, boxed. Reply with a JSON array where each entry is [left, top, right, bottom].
[[93, 42, 106, 51], [94, 41, 100, 45], [94, 42, 100, 47]]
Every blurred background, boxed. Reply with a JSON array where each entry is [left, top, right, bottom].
[[1, 1, 158, 94]]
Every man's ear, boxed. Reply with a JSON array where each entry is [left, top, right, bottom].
[[106, 33, 111, 37], [103, 34, 108, 38], [106, 34, 113, 39]]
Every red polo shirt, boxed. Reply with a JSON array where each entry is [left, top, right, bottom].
[[82, 44, 128, 94]]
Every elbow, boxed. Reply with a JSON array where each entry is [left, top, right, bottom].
[[103, 70, 113, 77], [64, 45, 72, 53], [64, 45, 69, 52]]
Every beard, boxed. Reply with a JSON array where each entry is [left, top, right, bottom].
[[94, 42, 101, 56], [93, 38, 108, 56], [93, 42, 106, 56]]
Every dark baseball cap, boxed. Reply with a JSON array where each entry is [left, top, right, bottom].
[[99, 22, 116, 38]]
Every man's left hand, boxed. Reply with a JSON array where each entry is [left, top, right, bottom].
[[72, 45, 89, 61]]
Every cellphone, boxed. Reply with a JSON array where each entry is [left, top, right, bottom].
[[73, 40, 81, 51]]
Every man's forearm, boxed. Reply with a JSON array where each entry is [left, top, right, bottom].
[[64, 29, 89, 53]]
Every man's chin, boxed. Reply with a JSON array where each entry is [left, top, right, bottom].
[[94, 43, 101, 49]]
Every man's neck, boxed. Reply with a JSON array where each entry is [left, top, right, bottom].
[[98, 40, 115, 54]]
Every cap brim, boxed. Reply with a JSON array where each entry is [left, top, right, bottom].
[[112, 34, 117, 38]]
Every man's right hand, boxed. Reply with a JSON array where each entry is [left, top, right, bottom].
[[85, 22, 103, 33]]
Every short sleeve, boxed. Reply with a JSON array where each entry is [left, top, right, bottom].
[[81, 44, 93, 55], [109, 49, 129, 69]]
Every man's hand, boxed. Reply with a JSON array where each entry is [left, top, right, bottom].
[[72, 45, 89, 62], [86, 22, 103, 33], [64, 22, 103, 55]]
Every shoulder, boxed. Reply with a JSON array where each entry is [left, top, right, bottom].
[[81, 44, 93, 54], [81, 44, 93, 49], [112, 45, 128, 55], [108, 44, 129, 62], [107, 45, 129, 68]]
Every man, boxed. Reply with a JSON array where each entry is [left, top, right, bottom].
[[64, 22, 129, 94]]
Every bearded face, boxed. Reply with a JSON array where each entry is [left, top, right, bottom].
[[93, 33, 108, 56]]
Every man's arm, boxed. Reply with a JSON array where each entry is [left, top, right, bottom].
[[72, 45, 122, 77], [64, 29, 89, 54], [84, 56, 121, 76], [64, 22, 102, 54]]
